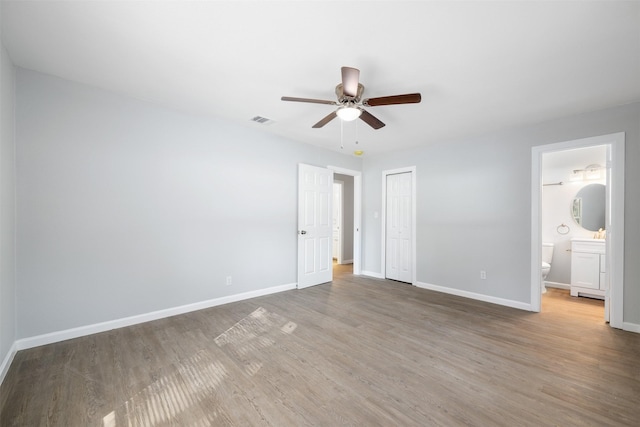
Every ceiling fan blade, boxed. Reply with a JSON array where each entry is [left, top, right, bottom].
[[364, 93, 422, 107], [341, 67, 360, 97], [312, 111, 338, 128], [281, 96, 336, 105], [359, 110, 385, 129]]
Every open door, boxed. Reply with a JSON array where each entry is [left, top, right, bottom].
[[297, 164, 333, 289]]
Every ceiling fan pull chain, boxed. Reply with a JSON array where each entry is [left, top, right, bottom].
[[340, 119, 344, 149], [355, 119, 359, 145]]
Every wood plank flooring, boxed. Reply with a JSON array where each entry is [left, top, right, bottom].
[[1, 265, 639, 426]]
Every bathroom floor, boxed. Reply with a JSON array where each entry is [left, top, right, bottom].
[[542, 287, 605, 324]]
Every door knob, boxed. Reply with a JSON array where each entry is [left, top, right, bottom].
[[299, 230, 307, 235]]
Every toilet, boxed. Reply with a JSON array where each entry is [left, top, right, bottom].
[[541, 243, 554, 294]]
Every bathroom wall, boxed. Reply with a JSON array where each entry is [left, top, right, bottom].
[[541, 146, 607, 286]]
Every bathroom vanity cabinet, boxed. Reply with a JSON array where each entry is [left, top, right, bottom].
[[570, 238, 606, 299]]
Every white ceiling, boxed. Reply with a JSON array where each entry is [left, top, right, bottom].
[[2, 1, 639, 156]]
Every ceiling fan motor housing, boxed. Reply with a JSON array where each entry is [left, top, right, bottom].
[[336, 83, 364, 104]]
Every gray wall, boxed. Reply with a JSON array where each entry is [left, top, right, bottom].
[[15, 69, 361, 338], [9, 66, 640, 342], [0, 15, 17, 369], [362, 102, 640, 324], [334, 173, 354, 262]]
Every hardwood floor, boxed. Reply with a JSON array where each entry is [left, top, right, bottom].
[[2, 265, 639, 426]]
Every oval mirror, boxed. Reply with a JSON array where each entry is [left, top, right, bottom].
[[571, 183, 605, 232]]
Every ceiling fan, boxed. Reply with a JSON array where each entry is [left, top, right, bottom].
[[281, 66, 421, 130]]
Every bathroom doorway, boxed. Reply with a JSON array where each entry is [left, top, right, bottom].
[[531, 133, 625, 328], [540, 145, 607, 319]]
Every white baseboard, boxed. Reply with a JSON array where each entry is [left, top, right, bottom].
[[341, 259, 353, 265], [5, 278, 639, 385], [621, 322, 640, 334], [0, 341, 18, 387], [415, 281, 533, 311], [544, 281, 570, 290], [15, 282, 297, 351], [361, 270, 384, 279]]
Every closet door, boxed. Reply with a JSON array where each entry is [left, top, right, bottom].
[[385, 172, 412, 283]]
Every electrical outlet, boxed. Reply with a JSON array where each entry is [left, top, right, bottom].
[[480, 270, 487, 280], [226, 276, 232, 286]]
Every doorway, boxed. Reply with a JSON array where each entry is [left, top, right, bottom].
[[531, 133, 625, 328], [328, 166, 361, 275], [297, 165, 362, 288], [540, 145, 607, 319], [333, 174, 355, 268], [333, 180, 344, 264]]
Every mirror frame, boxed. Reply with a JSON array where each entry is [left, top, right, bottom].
[[571, 183, 606, 232]]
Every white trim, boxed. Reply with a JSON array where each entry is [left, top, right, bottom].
[[361, 270, 384, 279], [608, 135, 625, 328], [342, 259, 353, 264], [0, 341, 18, 386], [621, 322, 640, 334], [353, 174, 362, 275], [531, 145, 543, 312], [415, 282, 532, 311], [333, 179, 344, 264], [544, 281, 570, 290], [531, 132, 625, 329], [15, 282, 297, 351], [328, 166, 362, 275], [381, 166, 417, 284]]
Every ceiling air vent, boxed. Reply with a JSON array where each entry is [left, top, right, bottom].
[[250, 116, 274, 125]]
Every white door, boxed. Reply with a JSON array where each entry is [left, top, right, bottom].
[[298, 164, 333, 289], [385, 172, 412, 283]]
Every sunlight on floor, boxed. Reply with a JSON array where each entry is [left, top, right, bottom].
[[102, 307, 297, 426]]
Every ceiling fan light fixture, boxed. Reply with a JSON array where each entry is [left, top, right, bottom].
[[336, 106, 362, 121], [281, 65, 421, 129]]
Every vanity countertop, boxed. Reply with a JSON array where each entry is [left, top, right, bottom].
[[571, 238, 605, 243]]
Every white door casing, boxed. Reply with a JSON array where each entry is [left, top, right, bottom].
[[604, 144, 612, 322], [298, 164, 333, 289], [385, 172, 413, 283], [333, 180, 343, 264]]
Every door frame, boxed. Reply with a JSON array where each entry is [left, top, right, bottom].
[[333, 179, 344, 264], [381, 166, 416, 284], [327, 166, 362, 275], [530, 132, 625, 328]]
